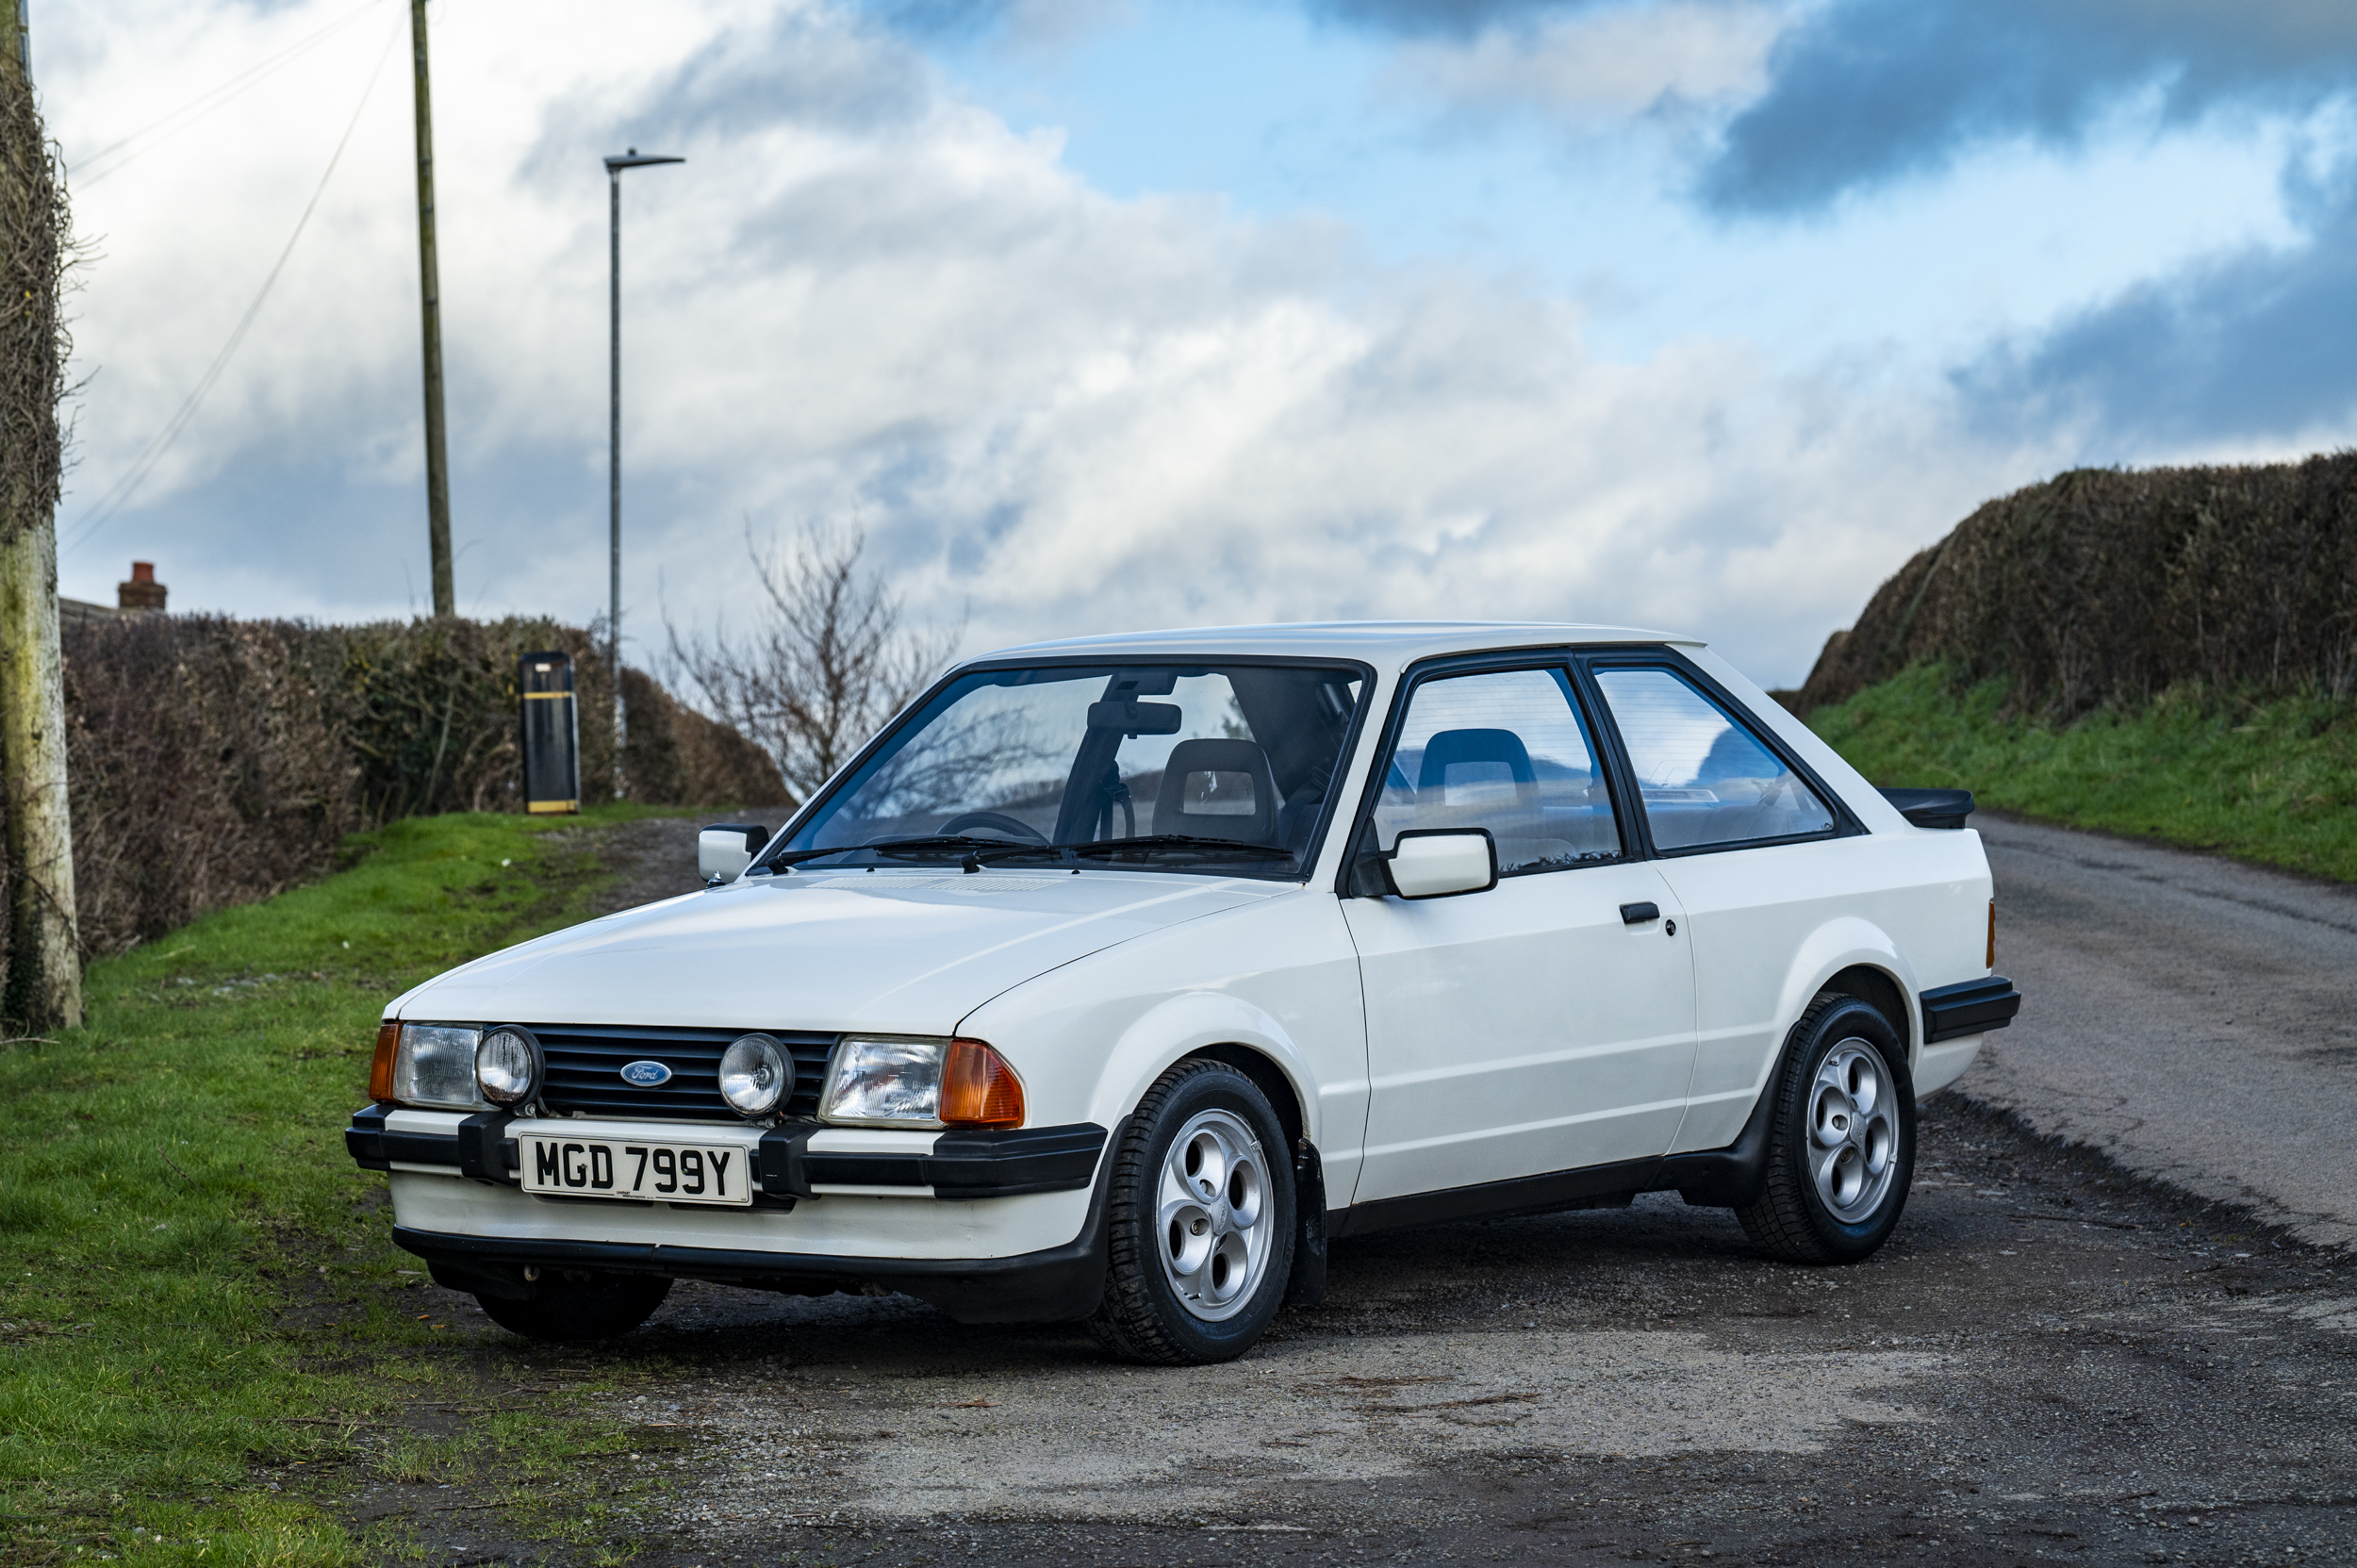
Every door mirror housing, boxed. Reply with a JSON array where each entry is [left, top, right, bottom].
[[1380, 829, 1498, 900], [699, 823, 770, 884]]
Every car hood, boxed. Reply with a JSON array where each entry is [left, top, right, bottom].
[[392, 867, 1284, 1032]]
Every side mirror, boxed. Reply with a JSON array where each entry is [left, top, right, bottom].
[[699, 823, 770, 885], [1379, 829, 1497, 900]]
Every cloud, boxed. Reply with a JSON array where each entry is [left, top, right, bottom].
[[1959, 144, 2357, 453], [1377, 0, 1784, 127], [1700, 0, 2357, 215], [1310, 0, 1617, 39], [49, 0, 2050, 687], [853, 0, 1131, 49]]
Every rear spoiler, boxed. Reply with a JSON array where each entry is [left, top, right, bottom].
[[1878, 787, 1974, 830]]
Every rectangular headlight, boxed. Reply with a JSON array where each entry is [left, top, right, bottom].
[[819, 1036, 948, 1127], [392, 1023, 486, 1110]]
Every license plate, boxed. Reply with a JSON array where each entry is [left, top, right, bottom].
[[519, 1135, 752, 1206]]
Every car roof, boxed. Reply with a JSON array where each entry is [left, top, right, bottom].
[[965, 620, 1700, 674]]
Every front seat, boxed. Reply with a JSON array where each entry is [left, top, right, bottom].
[[1416, 727, 1569, 867], [1417, 728, 1537, 807], [1152, 738, 1278, 843]]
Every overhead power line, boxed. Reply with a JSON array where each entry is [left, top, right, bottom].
[[62, 15, 404, 560], [73, 0, 388, 190]]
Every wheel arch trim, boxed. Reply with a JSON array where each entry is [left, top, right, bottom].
[[1767, 918, 1920, 1067], [1081, 991, 1323, 1147]]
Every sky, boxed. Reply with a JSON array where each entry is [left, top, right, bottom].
[[36, 0, 2357, 686]]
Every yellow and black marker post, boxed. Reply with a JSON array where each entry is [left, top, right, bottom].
[[519, 652, 581, 814]]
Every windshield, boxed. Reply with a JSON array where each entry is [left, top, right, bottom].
[[768, 662, 1368, 877]]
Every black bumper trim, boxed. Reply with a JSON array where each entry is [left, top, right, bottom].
[[761, 1121, 1109, 1201], [391, 1116, 1128, 1325], [924, 1123, 1109, 1197], [1920, 975, 2022, 1043], [347, 1104, 517, 1176]]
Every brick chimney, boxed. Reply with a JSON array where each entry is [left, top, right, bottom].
[[117, 561, 166, 613]]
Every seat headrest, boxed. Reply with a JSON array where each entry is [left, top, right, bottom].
[[1152, 738, 1278, 843], [1417, 728, 1538, 801]]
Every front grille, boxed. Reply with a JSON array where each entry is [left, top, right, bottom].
[[530, 1025, 838, 1122]]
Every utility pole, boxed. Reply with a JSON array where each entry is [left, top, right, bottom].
[[603, 148, 682, 793], [411, 0, 453, 616], [0, 0, 81, 1030]]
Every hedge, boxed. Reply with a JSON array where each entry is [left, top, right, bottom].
[[34, 613, 787, 959], [1796, 453, 2357, 717]]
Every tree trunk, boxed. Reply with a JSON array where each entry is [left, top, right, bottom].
[[0, 13, 80, 1031]]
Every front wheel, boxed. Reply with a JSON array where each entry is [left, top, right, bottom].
[[1089, 1060, 1295, 1364], [1736, 992, 1915, 1264], [476, 1272, 671, 1341]]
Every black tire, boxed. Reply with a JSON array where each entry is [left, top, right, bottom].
[[1736, 992, 1916, 1265], [476, 1272, 672, 1342], [1088, 1060, 1296, 1365]]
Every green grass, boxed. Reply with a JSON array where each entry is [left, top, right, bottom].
[[1808, 663, 2357, 882], [0, 806, 684, 1566]]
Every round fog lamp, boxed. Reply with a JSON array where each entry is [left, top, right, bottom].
[[719, 1032, 792, 1118], [475, 1026, 542, 1107]]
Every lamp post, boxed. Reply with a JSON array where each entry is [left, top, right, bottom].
[[603, 146, 683, 795]]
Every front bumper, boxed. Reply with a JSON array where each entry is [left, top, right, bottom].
[[346, 1104, 1107, 1200], [393, 1203, 1112, 1324], [349, 1106, 1117, 1324]]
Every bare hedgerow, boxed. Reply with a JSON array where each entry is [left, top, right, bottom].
[[667, 523, 960, 803], [47, 614, 785, 958], [1796, 454, 2357, 718]]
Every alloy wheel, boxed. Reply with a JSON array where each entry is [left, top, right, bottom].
[[1156, 1108, 1273, 1321], [1808, 1039, 1898, 1222]]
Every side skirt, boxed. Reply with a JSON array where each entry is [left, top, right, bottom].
[[1329, 1091, 1775, 1240]]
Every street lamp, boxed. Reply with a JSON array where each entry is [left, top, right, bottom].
[[603, 146, 684, 795]]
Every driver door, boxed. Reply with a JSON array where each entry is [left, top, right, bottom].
[[1342, 663, 1699, 1206]]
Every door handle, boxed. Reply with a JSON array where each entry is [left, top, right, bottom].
[[1619, 901, 1660, 925]]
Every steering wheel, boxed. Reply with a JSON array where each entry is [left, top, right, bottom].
[[936, 811, 1050, 844]]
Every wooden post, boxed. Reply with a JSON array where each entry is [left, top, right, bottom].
[[411, 0, 453, 617], [0, 0, 80, 1030]]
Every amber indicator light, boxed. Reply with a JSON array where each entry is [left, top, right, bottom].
[[1986, 900, 1998, 970], [369, 1021, 401, 1102], [941, 1038, 1024, 1128]]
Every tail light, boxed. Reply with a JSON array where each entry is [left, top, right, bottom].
[[369, 1021, 401, 1102], [1986, 900, 1997, 970], [941, 1038, 1024, 1128]]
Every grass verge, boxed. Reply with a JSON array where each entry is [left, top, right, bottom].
[[0, 805, 694, 1566], [1808, 663, 2357, 881]]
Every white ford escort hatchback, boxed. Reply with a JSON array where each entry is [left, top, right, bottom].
[[351, 622, 2019, 1363]]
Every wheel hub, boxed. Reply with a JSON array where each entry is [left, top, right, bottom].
[[1155, 1108, 1273, 1322], [1806, 1039, 1899, 1222]]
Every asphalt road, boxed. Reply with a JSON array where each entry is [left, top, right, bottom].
[[1973, 812, 2357, 1249], [365, 816, 2357, 1566]]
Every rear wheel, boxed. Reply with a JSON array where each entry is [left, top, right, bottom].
[[1089, 1059, 1295, 1364], [1736, 992, 1915, 1264], [476, 1272, 671, 1341]]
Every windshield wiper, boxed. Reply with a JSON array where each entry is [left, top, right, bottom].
[[1061, 835, 1294, 861], [765, 834, 1036, 869], [766, 833, 1296, 873]]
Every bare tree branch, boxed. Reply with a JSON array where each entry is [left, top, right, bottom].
[[667, 523, 960, 802]]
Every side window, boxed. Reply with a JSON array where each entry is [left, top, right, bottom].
[[1592, 668, 1835, 851], [1372, 668, 1623, 874]]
